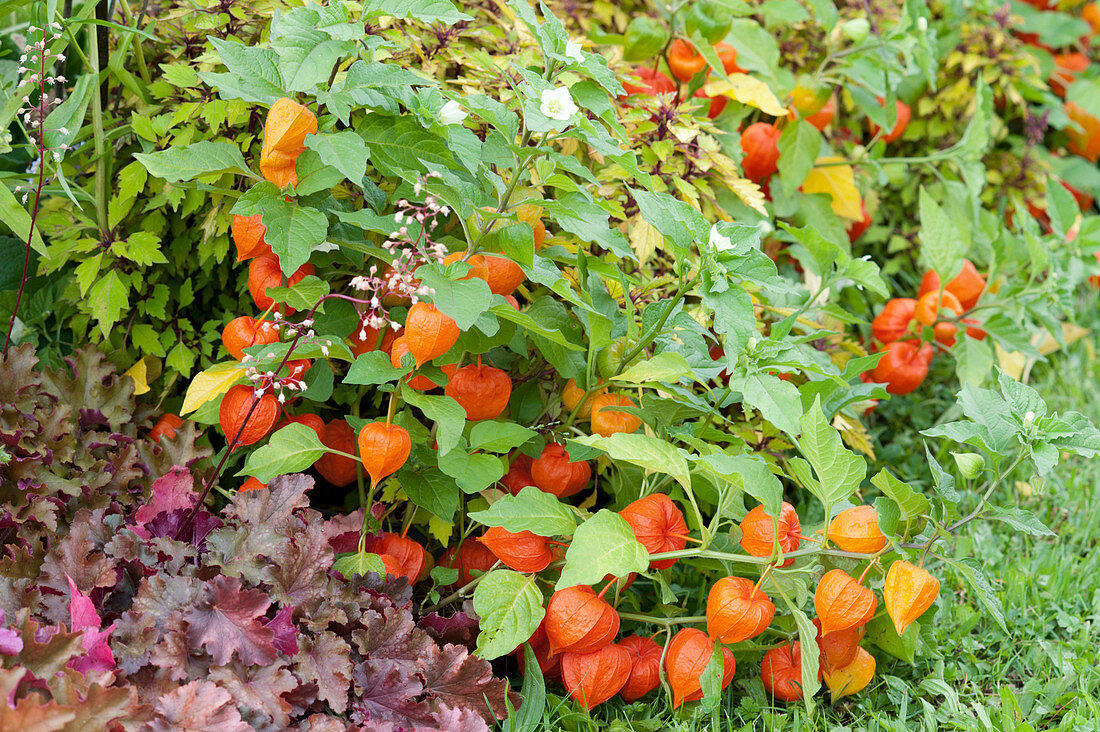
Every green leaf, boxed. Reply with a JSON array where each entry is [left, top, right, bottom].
[[918, 187, 964, 284], [401, 385, 466, 456], [333, 551, 388, 578], [400, 467, 460, 522], [541, 193, 633, 260], [258, 198, 329, 276], [468, 486, 577, 537], [238, 423, 326, 483], [473, 570, 545, 660], [199, 38, 285, 104], [864, 612, 918, 664], [305, 131, 369, 185], [789, 601, 821, 709], [985, 505, 1055, 537], [732, 373, 804, 436], [569, 433, 691, 491], [437, 449, 505, 493], [417, 267, 493, 330], [777, 120, 822, 197], [869, 469, 930, 524], [358, 114, 457, 179], [513, 643, 547, 729], [798, 397, 865, 506], [265, 274, 330, 312], [613, 352, 694, 385], [556, 510, 650, 590], [270, 5, 358, 92], [951, 557, 1007, 632], [134, 141, 256, 183], [88, 270, 128, 337], [363, 0, 473, 23], [345, 351, 406, 385], [468, 421, 538, 453], [629, 187, 708, 257], [43, 74, 94, 152]]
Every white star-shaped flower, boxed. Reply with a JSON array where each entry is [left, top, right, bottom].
[[565, 40, 584, 63], [540, 86, 578, 123], [709, 225, 733, 252]]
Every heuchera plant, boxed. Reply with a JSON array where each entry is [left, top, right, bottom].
[[0, 346, 511, 730]]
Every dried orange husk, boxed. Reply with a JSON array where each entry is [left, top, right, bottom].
[[760, 641, 803, 702], [884, 560, 940, 636], [357, 422, 411, 485], [477, 527, 552, 573], [706, 576, 775, 644], [404, 302, 460, 366], [827, 505, 887, 553], [544, 585, 620, 656], [823, 646, 875, 701], [814, 569, 877, 636], [560, 643, 631, 710], [739, 502, 801, 566], [619, 494, 688, 570], [618, 634, 663, 702], [259, 97, 317, 188], [663, 628, 735, 708]]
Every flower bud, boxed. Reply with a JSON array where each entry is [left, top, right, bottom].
[[951, 452, 984, 479]]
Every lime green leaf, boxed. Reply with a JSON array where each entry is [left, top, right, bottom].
[[239, 423, 326, 483], [468, 486, 577, 536], [569, 433, 691, 491], [798, 397, 865, 505], [473, 570, 545, 660], [555, 510, 650, 590], [134, 141, 256, 182]]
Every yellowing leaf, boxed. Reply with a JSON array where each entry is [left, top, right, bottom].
[[1036, 323, 1090, 356], [704, 74, 787, 117], [181, 362, 247, 415], [428, 514, 454, 545], [994, 343, 1026, 380], [724, 177, 768, 216], [834, 413, 876, 460], [629, 218, 662, 265], [125, 359, 151, 396], [802, 157, 863, 220]]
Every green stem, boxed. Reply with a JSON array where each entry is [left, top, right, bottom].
[[88, 20, 109, 235], [618, 612, 707, 626]]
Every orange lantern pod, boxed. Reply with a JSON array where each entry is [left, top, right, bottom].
[[260, 97, 318, 188], [813, 617, 860, 673], [445, 361, 513, 421], [404, 302, 461, 366], [740, 122, 782, 183], [499, 453, 535, 496], [357, 422, 411, 485], [872, 340, 933, 396], [618, 635, 663, 703], [544, 585, 620, 656], [232, 213, 272, 262], [315, 419, 358, 487], [477, 527, 553, 573], [437, 540, 497, 587], [390, 337, 441, 391], [826, 505, 887, 553], [871, 298, 917, 345], [240, 477, 267, 492], [667, 39, 707, 81], [814, 569, 877, 636], [760, 642, 803, 702], [590, 394, 643, 437], [530, 442, 591, 498], [618, 494, 688, 570], [219, 384, 280, 448], [738, 502, 801, 566], [149, 413, 183, 442], [917, 259, 986, 311], [223, 316, 280, 361], [247, 254, 315, 314], [823, 647, 876, 701], [562, 378, 607, 420], [706, 576, 775, 644], [664, 628, 736, 708], [884, 560, 940, 636], [368, 532, 429, 583], [560, 644, 632, 710]]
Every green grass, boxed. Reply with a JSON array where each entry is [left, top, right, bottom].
[[516, 297, 1100, 732]]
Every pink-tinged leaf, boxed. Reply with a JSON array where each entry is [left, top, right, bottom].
[[0, 691, 77, 731], [432, 704, 491, 732], [417, 611, 479, 649], [147, 680, 252, 732], [269, 519, 333, 613], [208, 660, 298, 728], [133, 466, 197, 530], [66, 574, 101, 632], [0, 611, 23, 657], [294, 631, 353, 714], [349, 660, 430, 727], [66, 574, 117, 674], [182, 575, 276, 666], [264, 606, 300, 657], [419, 643, 513, 723]]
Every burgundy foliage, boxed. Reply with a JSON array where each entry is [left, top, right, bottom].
[[0, 346, 513, 730]]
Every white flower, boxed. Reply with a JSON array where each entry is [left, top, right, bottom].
[[565, 40, 584, 63], [709, 225, 733, 252], [540, 87, 578, 123], [439, 100, 467, 125]]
